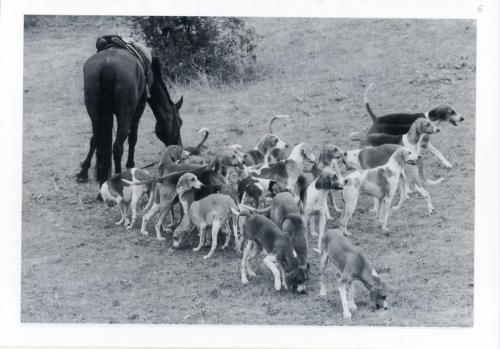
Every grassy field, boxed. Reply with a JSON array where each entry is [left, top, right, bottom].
[[21, 16, 475, 325]]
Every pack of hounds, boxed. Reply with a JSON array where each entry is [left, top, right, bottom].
[[99, 84, 464, 320]]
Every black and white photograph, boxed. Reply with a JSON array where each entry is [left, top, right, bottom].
[[1, 0, 499, 348], [21, 14, 475, 326]]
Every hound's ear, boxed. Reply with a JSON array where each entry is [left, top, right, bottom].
[[176, 96, 183, 110], [394, 149, 406, 166], [315, 175, 328, 190], [428, 108, 438, 121]]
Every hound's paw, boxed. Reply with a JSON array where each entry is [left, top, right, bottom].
[[115, 221, 124, 226], [313, 248, 321, 254], [156, 237, 166, 241], [429, 208, 437, 216], [274, 283, 282, 292], [126, 223, 135, 230], [203, 254, 213, 260], [241, 278, 249, 285], [247, 270, 256, 277], [141, 230, 148, 235], [442, 162, 453, 169], [310, 231, 319, 237], [349, 303, 358, 311], [319, 289, 327, 297], [193, 246, 202, 252], [343, 311, 352, 320]]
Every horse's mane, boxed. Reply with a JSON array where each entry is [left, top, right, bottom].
[[151, 57, 174, 105]]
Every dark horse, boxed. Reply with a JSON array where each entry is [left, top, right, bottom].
[[76, 47, 183, 186]]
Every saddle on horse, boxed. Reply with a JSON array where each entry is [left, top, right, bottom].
[[96, 34, 153, 97]]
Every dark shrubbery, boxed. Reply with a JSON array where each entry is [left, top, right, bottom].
[[131, 16, 261, 85]]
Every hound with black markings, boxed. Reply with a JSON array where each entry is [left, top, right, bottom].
[[244, 115, 290, 166], [351, 83, 463, 168], [320, 229, 388, 319], [296, 170, 347, 250], [306, 144, 346, 215], [100, 168, 154, 229]]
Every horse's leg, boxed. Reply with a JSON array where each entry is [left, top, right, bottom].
[[76, 134, 96, 182], [113, 110, 132, 175], [126, 96, 146, 169]]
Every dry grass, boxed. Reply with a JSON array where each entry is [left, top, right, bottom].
[[22, 16, 475, 325]]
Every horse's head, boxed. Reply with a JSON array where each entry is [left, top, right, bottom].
[[148, 57, 183, 147]]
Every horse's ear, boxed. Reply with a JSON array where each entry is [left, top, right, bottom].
[[176, 96, 183, 110], [151, 57, 162, 76]]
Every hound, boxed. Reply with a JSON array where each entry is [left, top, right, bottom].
[[135, 145, 207, 240], [235, 211, 308, 293], [244, 115, 290, 166], [340, 147, 420, 236], [238, 176, 285, 208], [295, 170, 348, 251], [173, 193, 239, 259], [345, 120, 443, 215], [100, 168, 154, 229], [319, 229, 388, 319], [351, 83, 464, 168], [270, 192, 309, 271], [360, 117, 440, 149], [249, 143, 317, 191], [307, 144, 346, 215]]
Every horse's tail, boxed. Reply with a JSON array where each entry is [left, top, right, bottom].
[[95, 67, 115, 185]]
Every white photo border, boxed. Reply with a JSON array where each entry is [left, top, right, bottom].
[[0, 0, 497, 348]]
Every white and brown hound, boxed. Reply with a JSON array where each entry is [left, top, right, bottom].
[[244, 115, 290, 166], [235, 210, 308, 293], [173, 193, 239, 259], [320, 229, 388, 319], [345, 119, 443, 215], [270, 192, 309, 272], [249, 143, 317, 191], [296, 170, 347, 250], [340, 147, 420, 236]]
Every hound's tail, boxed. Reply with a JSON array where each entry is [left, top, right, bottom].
[[142, 184, 158, 213], [269, 115, 290, 134], [295, 174, 308, 204], [140, 161, 159, 169], [349, 131, 364, 142], [194, 127, 210, 153], [418, 161, 444, 185], [121, 168, 205, 186], [238, 204, 271, 215], [364, 83, 377, 121]]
